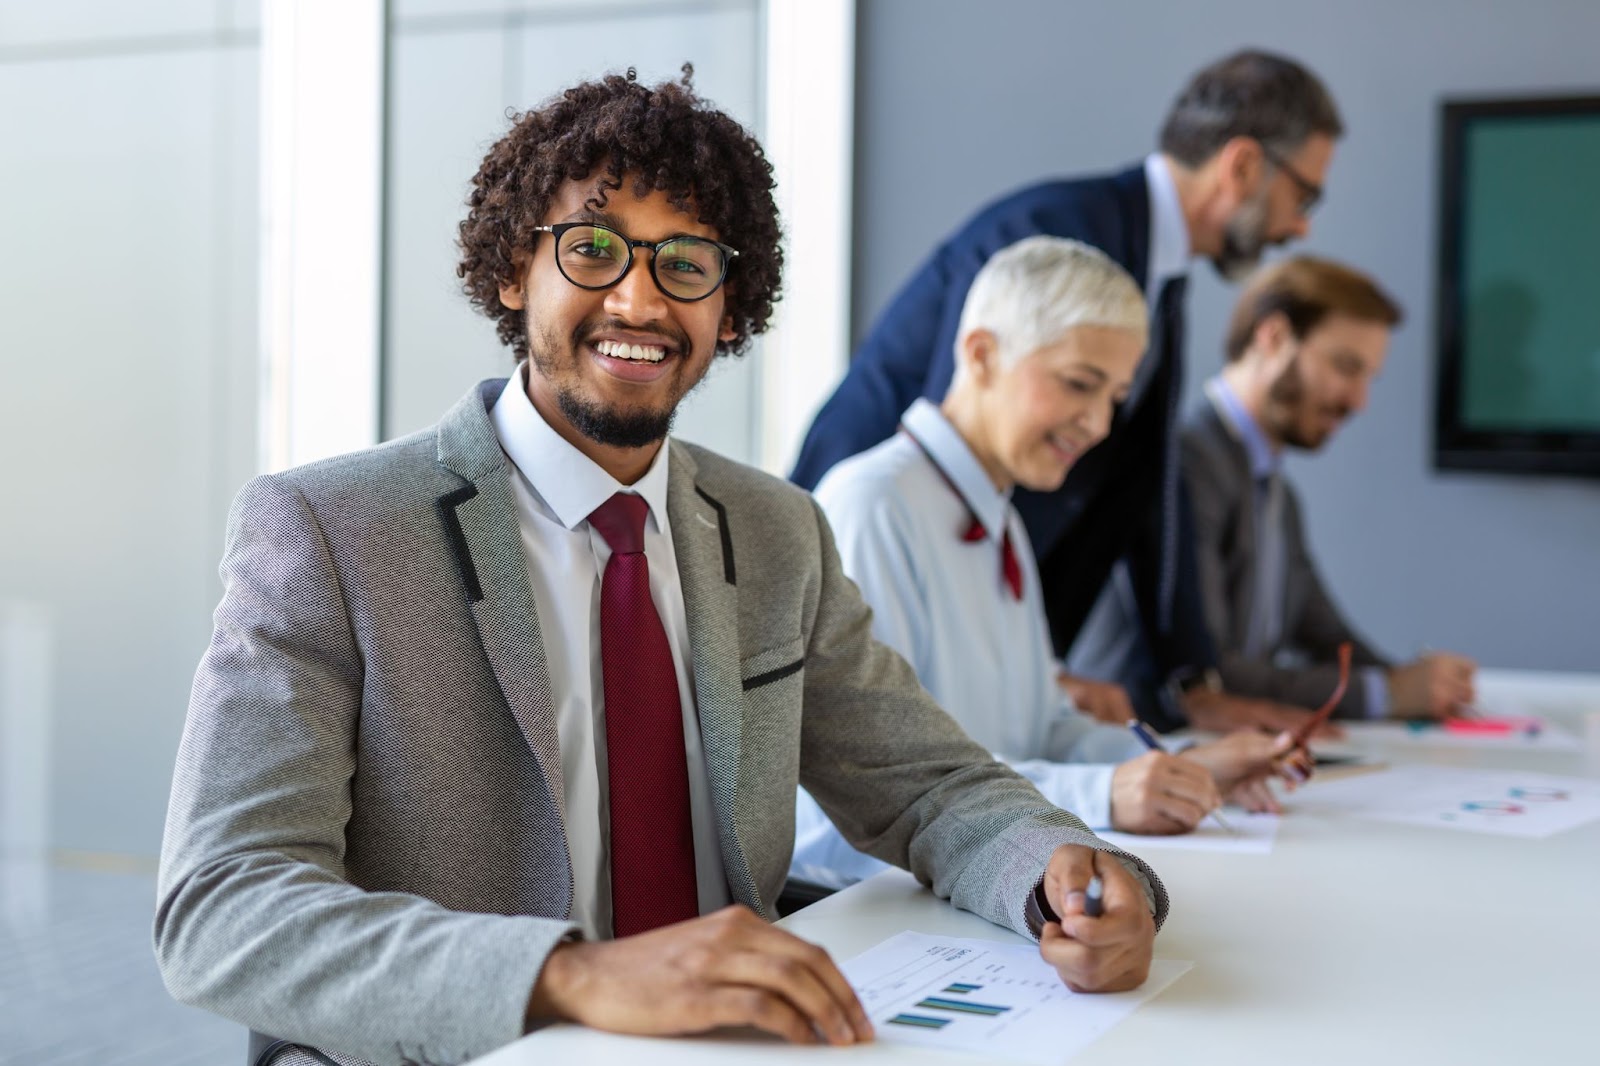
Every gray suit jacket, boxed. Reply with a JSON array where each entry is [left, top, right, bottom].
[[157, 379, 1168, 1066], [1182, 400, 1390, 717]]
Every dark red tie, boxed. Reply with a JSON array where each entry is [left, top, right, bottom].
[[902, 425, 1023, 602], [588, 492, 698, 937], [961, 514, 1023, 600]]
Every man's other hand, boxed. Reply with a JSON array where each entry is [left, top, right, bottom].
[[1183, 689, 1344, 740], [1059, 673, 1137, 726], [527, 905, 873, 1046], [1388, 653, 1476, 718]]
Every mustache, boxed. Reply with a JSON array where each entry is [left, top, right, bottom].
[[574, 315, 692, 354]]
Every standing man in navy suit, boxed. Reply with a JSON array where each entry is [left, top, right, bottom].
[[792, 50, 1344, 732]]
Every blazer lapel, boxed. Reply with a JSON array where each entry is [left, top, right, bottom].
[[666, 441, 761, 912], [434, 381, 564, 798]]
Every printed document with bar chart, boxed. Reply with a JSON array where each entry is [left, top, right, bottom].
[[839, 932, 1192, 1064]]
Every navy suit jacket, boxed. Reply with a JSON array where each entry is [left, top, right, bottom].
[[792, 165, 1215, 685]]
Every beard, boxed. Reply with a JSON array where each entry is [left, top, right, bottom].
[[1266, 353, 1347, 451], [1212, 188, 1272, 283], [526, 313, 701, 449]]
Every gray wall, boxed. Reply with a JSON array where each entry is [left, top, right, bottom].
[[852, 0, 1600, 672], [0, 1, 259, 860]]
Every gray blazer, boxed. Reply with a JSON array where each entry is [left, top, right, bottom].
[[1182, 400, 1389, 717], [156, 379, 1168, 1066]]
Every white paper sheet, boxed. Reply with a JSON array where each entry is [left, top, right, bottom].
[[1300, 765, 1600, 838], [1337, 720, 1581, 753], [840, 931, 1192, 1065], [1095, 811, 1281, 855]]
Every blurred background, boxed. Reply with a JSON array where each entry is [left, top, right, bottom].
[[1, 0, 1596, 1061]]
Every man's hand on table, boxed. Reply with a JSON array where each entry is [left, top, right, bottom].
[[1058, 672, 1137, 725], [1388, 652, 1477, 718], [1038, 845, 1156, 993], [1183, 688, 1345, 741], [527, 904, 874, 1046]]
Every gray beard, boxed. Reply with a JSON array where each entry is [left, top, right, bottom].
[[1212, 192, 1270, 282]]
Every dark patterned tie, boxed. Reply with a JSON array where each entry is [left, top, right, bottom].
[[1154, 275, 1189, 632], [588, 492, 698, 937]]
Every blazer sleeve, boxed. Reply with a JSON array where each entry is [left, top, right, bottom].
[[794, 496, 1170, 935], [155, 476, 578, 1066], [1281, 487, 1392, 715]]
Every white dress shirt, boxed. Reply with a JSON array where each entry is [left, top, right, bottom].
[[1143, 151, 1192, 293], [489, 369, 729, 939], [789, 400, 1146, 888], [1123, 152, 1194, 411]]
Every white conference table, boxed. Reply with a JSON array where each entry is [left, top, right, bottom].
[[471, 669, 1600, 1066]]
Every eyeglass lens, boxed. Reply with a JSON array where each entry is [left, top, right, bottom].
[[554, 224, 727, 300]]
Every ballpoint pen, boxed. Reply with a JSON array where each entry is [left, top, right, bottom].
[[1125, 719, 1238, 834], [1083, 875, 1105, 918]]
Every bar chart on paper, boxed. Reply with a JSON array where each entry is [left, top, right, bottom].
[[1302, 766, 1600, 838], [839, 932, 1191, 1065]]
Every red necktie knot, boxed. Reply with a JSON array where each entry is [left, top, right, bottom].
[[961, 513, 1023, 601], [588, 492, 649, 555]]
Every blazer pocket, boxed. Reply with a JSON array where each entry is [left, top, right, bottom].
[[740, 637, 806, 692]]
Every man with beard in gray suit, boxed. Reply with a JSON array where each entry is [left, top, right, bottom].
[[1185, 255, 1476, 718], [155, 71, 1168, 1066]]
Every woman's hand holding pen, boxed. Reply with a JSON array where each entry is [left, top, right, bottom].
[[1109, 750, 1221, 833]]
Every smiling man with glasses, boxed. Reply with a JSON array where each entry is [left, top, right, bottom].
[[156, 69, 1169, 1066]]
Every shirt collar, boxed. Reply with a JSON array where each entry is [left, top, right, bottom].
[[1205, 376, 1280, 481], [489, 366, 673, 535], [1144, 153, 1192, 290], [901, 398, 1012, 540]]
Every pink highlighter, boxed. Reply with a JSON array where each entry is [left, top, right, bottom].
[[1444, 715, 1543, 736]]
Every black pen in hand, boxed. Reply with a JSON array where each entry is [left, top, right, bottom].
[[1083, 875, 1105, 918]]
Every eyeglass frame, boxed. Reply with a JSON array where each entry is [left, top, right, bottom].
[[1259, 143, 1324, 217], [531, 221, 739, 303]]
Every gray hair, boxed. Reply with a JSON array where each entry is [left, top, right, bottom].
[[1158, 49, 1343, 166], [955, 236, 1148, 373]]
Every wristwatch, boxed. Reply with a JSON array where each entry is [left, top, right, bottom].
[[1167, 665, 1222, 704]]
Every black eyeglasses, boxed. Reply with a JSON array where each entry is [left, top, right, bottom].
[[1260, 145, 1324, 217], [533, 221, 738, 302]]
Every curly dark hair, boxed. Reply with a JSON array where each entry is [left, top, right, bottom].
[[457, 66, 782, 360]]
